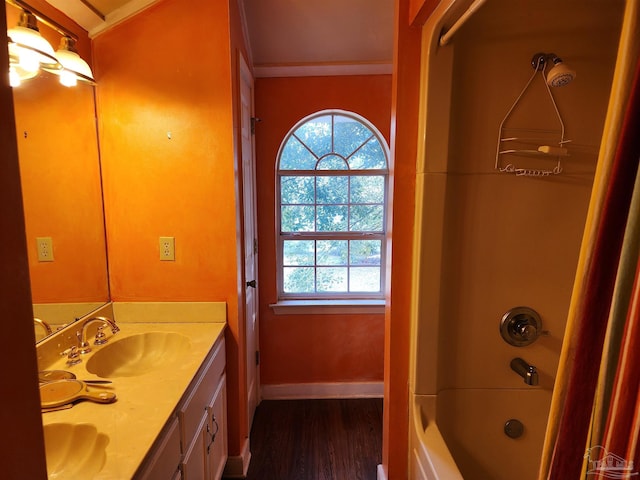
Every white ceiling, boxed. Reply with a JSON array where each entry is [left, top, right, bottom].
[[43, 0, 395, 76]]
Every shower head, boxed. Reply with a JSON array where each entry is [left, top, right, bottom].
[[546, 55, 576, 87], [531, 52, 576, 87]]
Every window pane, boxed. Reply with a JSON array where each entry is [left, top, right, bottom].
[[294, 115, 332, 157], [317, 154, 348, 170], [349, 267, 381, 292], [350, 176, 385, 204], [281, 176, 314, 204], [349, 205, 384, 231], [348, 137, 386, 170], [317, 267, 348, 292], [283, 240, 314, 266], [350, 240, 381, 266], [333, 115, 373, 158], [317, 205, 348, 232], [317, 240, 347, 266], [281, 205, 315, 232], [280, 136, 317, 170], [283, 267, 315, 293], [277, 111, 389, 299], [316, 176, 348, 204]]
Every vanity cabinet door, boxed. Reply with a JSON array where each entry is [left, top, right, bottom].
[[181, 411, 208, 480], [138, 417, 181, 480], [206, 373, 227, 480], [179, 337, 226, 450]]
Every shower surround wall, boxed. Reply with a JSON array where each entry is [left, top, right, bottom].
[[411, 1, 624, 479]]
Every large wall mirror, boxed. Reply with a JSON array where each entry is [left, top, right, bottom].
[[13, 68, 109, 342]]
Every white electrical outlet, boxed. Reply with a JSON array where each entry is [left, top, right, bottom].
[[159, 236, 175, 261], [36, 237, 54, 262]]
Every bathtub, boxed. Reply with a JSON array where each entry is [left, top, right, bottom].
[[410, 389, 552, 479], [410, 395, 463, 479]]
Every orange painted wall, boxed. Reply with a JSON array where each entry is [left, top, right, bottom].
[[382, 0, 423, 478], [93, 0, 248, 455], [254, 75, 391, 386], [409, 0, 440, 26], [93, 0, 237, 304]]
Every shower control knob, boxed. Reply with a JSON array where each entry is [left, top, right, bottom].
[[517, 322, 537, 340], [500, 307, 543, 347]]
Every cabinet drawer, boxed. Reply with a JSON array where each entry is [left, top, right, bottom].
[[138, 418, 181, 480], [178, 337, 225, 451]]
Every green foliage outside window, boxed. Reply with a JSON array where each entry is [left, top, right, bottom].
[[278, 111, 388, 297]]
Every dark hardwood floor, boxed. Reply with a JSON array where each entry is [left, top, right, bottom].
[[239, 398, 383, 480]]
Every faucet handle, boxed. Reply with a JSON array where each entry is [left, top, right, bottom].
[[517, 322, 538, 340], [94, 325, 108, 346], [500, 307, 543, 347], [66, 346, 81, 366]]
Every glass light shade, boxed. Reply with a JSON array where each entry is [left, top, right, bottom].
[[55, 49, 95, 82], [7, 12, 57, 69], [50, 37, 95, 84]]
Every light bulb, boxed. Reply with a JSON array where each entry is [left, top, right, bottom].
[[9, 67, 21, 87], [59, 69, 77, 87], [18, 47, 40, 72]]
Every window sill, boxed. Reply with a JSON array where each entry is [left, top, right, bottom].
[[269, 299, 386, 315]]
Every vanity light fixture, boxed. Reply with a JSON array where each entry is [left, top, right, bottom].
[[6, 0, 95, 87], [44, 36, 95, 87], [7, 9, 57, 86]]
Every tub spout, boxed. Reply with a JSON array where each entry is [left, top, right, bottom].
[[510, 357, 538, 386]]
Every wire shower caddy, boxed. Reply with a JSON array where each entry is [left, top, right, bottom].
[[495, 53, 571, 177]]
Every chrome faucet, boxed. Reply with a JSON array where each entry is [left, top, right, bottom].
[[34, 317, 52, 336], [510, 357, 539, 386], [76, 316, 119, 354]]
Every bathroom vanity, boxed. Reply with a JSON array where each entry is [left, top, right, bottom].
[[137, 330, 227, 480], [37, 302, 227, 480]]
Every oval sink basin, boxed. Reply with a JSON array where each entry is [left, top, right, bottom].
[[86, 332, 191, 378], [44, 423, 108, 479]]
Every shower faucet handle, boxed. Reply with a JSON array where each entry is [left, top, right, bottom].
[[516, 321, 537, 340], [500, 307, 543, 347]]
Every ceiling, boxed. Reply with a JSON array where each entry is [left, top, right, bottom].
[[43, 0, 395, 76]]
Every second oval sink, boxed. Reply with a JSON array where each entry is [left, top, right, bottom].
[[86, 332, 191, 378], [44, 423, 109, 479]]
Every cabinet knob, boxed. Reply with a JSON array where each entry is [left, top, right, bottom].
[[246, 279, 257, 288]]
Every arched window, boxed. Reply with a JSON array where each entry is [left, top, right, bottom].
[[276, 110, 389, 299]]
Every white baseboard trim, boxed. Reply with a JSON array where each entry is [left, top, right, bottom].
[[261, 382, 384, 399], [377, 464, 387, 480], [222, 437, 251, 478]]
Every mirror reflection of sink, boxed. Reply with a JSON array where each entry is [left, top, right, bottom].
[[86, 332, 191, 378], [44, 423, 109, 479]]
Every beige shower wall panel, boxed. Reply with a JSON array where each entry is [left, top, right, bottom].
[[447, 0, 621, 176], [437, 388, 552, 480], [436, 173, 592, 390], [411, 172, 448, 395]]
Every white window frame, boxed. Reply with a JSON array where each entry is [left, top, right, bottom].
[[275, 109, 390, 302]]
